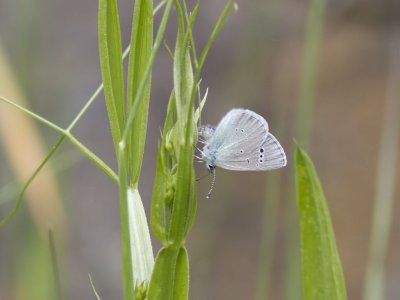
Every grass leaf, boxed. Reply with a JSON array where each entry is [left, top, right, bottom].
[[173, 0, 194, 134], [98, 0, 125, 151], [295, 145, 347, 300], [146, 246, 188, 300], [127, 0, 153, 186]]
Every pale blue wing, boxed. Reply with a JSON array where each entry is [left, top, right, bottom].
[[207, 108, 269, 153], [215, 133, 287, 171], [203, 108, 286, 171]]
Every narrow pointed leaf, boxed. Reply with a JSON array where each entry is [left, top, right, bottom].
[[295, 146, 347, 300], [98, 0, 125, 151], [173, 0, 194, 132], [127, 0, 153, 186]]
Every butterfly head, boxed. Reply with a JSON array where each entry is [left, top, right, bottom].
[[207, 163, 215, 173]]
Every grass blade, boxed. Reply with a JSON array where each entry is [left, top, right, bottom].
[[147, 246, 188, 300], [173, 0, 194, 131], [287, 0, 327, 298], [295, 145, 347, 300], [121, 0, 174, 144], [127, 0, 153, 186], [98, 0, 125, 151]]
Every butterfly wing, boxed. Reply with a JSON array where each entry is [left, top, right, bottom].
[[216, 133, 287, 171], [208, 109, 286, 171]]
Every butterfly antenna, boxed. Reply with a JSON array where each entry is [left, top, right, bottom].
[[206, 169, 216, 199]]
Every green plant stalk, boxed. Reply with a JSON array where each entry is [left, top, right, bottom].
[[117, 0, 174, 298], [0, 95, 118, 182], [188, 0, 235, 125], [287, 1, 327, 299], [148, 2, 235, 299], [363, 29, 400, 300], [117, 141, 134, 299], [0, 148, 81, 205], [0, 137, 65, 227]]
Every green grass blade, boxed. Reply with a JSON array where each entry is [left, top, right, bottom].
[[147, 246, 188, 300], [173, 0, 194, 131], [127, 0, 153, 187], [182, 0, 199, 68], [0, 95, 118, 182], [98, 0, 125, 151], [121, 0, 174, 144], [295, 146, 347, 300], [287, 1, 327, 298]]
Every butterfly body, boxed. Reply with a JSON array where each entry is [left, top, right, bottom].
[[200, 109, 287, 172]]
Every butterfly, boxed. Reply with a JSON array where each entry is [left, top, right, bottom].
[[198, 108, 286, 197]]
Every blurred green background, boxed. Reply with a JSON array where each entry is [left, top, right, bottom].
[[0, 0, 399, 299]]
